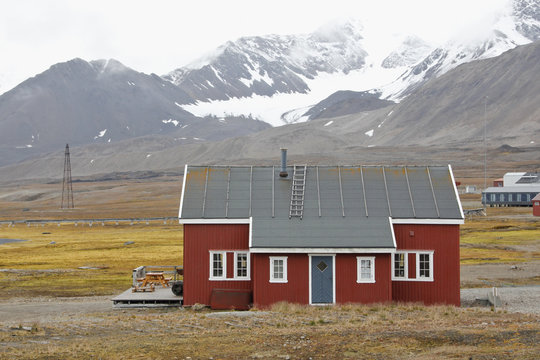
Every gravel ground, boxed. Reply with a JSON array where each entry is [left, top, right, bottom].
[[1, 286, 539, 326], [461, 286, 540, 314]]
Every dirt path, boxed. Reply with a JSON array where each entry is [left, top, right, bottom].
[[461, 286, 540, 314], [461, 262, 540, 287], [0, 296, 113, 324]]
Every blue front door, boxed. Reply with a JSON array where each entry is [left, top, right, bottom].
[[311, 256, 333, 304]]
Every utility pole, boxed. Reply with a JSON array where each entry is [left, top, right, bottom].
[[61, 144, 74, 209], [483, 96, 488, 211]]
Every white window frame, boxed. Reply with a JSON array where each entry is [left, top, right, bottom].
[[416, 251, 434, 281], [392, 250, 434, 282], [233, 251, 250, 280], [269, 256, 288, 283], [356, 256, 375, 283], [209, 251, 226, 280], [391, 252, 408, 280]]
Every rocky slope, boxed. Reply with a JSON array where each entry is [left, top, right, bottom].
[[0, 58, 269, 167]]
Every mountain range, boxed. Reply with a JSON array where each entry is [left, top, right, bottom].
[[175, 0, 539, 124], [0, 0, 538, 179], [1, 39, 539, 182]]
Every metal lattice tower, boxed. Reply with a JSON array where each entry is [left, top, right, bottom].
[[61, 144, 74, 209]]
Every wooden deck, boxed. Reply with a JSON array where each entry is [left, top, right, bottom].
[[111, 286, 182, 308]]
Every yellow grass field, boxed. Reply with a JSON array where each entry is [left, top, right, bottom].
[[0, 221, 182, 298], [1, 212, 539, 297]]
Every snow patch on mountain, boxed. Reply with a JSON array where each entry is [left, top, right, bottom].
[[94, 129, 107, 140], [182, 64, 404, 126], [162, 119, 179, 126]]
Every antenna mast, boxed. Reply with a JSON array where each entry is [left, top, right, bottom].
[[61, 144, 74, 209]]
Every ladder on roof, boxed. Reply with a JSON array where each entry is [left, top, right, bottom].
[[289, 165, 307, 219]]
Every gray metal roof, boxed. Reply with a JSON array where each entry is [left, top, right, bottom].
[[516, 172, 540, 184], [180, 165, 463, 249], [483, 186, 540, 193]]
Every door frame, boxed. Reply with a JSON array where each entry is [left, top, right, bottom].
[[308, 254, 336, 305]]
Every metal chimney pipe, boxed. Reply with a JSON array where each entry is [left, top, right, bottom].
[[279, 148, 288, 177]]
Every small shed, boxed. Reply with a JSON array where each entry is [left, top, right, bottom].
[[179, 158, 464, 308], [533, 194, 540, 216]]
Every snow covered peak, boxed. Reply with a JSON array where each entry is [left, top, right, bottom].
[[513, 0, 540, 40], [380, 0, 539, 101], [164, 19, 369, 103], [381, 35, 433, 68], [311, 18, 364, 43]]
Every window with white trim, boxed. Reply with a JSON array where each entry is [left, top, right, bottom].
[[209, 251, 226, 280], [234, 252, 250, 280], [269, 256, 287, 283], [393, 252, 407, 279], [417, 252, 433, 281], [356, 256, 375, 283], [392, 251, 434, 282]]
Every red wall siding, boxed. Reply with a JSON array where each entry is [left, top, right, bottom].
[[252, 253, 392, 307], [533, 201, 540, 216], [252, 254, 309, 307], [226, 252, 234, 278], [183, 224, 252, 306], [408, 253, 416, 279], [335, 254, 392, 304], [392, 224, 460, 306]]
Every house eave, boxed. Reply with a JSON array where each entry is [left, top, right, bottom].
[[249, 247, 396, 254], [179, 218, 251, 224], [391, 218, 464, 225]]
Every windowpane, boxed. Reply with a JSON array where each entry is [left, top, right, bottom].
[[394, 253, 405, 278], [212, 253, 223, 277], [273, 259, 283, 279], [236, 253, 248, 278], [419, 253, 430, 278], [360, 259, 372, 279]]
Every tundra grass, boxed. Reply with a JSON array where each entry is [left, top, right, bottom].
[[0, 222, 182, 298], [1, 303, 538, 359], [460, 217, 540, 264]]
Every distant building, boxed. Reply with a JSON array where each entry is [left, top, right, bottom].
[[533, 194, 540, 216], [482, 172, 540, 207], [493, 178, 503, 187]]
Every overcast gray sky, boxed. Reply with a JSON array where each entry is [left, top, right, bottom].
[[0, 0, 511, 93]]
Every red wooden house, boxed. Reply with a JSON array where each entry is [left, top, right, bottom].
[[179, 153, 464, 308]]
